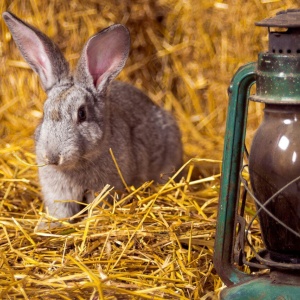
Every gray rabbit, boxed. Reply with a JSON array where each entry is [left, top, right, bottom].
[[3, 12, 183, 224]]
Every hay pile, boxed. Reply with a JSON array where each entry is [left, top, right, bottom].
[[0, 0, 299, 299]]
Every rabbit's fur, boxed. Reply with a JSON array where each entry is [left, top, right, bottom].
[[3, 12, 183, 223]]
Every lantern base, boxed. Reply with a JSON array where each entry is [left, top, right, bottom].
[[220, 272, 300, 300]]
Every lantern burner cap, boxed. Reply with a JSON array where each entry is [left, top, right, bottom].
[[256, 9, 300, 28], [256, 9, 300, 55]]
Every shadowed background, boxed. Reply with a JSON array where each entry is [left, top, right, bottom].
[[0, 0, 299, 299]]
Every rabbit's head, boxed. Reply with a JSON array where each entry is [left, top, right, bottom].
[[3, 12, 130, 168]]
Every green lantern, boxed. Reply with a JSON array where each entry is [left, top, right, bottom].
[[214, 9, 300, 299]]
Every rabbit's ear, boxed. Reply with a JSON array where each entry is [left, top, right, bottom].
[[75, 24, 130, 93], [2, 12, 69, 92]]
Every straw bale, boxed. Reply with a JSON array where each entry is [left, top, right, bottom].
[[0, 0, 299, 299]]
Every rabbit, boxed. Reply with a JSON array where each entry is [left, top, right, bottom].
[[3, 11, 183, 224]]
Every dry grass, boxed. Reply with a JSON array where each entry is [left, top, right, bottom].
[[0, 0, 299, 299]]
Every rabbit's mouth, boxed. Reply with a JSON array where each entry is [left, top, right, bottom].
[[38, 151, 81, 170]]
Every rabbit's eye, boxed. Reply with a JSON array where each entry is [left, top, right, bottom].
[[77, 106, 87, 123]]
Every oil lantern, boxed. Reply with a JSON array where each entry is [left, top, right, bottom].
[[214, 9, 300, 299]]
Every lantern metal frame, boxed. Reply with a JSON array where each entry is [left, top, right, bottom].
[[214, 61, 300, 300]]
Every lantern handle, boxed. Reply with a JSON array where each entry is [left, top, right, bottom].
[[214, 62, 256, 286]]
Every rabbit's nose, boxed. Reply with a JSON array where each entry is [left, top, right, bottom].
[[44, 153, 62, 165]]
